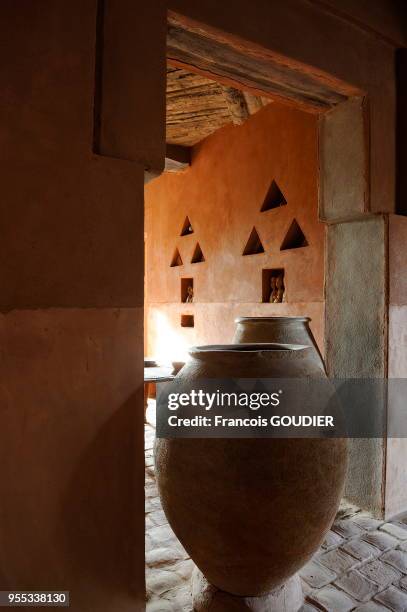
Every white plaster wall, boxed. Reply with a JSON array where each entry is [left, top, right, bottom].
[[385, 215, 407, 518], [326, 217, 387, 516]]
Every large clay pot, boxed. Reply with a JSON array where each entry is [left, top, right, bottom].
[[233, 316, 325, 372], [155, 344, 347, 610]]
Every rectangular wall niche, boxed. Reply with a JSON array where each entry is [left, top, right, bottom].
[[181, 314, 194, 328], [262, 269, 285, 303], [181, 278, 194, 303]]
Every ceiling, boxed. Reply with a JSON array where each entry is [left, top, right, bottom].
[[166, 65, 271, 147]]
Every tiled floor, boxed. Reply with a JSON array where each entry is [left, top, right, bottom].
[[145, 402, 407, 611]]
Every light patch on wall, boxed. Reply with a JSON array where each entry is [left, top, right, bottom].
[[151, 311, 190, 363]]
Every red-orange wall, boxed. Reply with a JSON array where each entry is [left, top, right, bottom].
[[145, 101, 324, 361]]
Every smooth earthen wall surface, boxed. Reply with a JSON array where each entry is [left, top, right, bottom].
[[145, 102, 323, 360], [0, 2, 165, 609]]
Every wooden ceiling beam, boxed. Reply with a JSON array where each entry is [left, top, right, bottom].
[[167, 13, 361, 113]]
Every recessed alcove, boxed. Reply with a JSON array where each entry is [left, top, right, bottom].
[[181, 278, 194, 302], [242, 227, 265, 255], [191, 243, 205, 263], [260, 180, 287, 211], [280, 219, 308, 250], [180, 314, 194, 328], [170, 248, 183, 267], [262, 268, 285, 302], [180, 216, 194, 236]]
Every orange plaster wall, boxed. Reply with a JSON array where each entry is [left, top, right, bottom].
[[145, 101, 324, 361]]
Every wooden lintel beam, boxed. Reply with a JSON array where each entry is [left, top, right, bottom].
[[167, 13, 361, 113]]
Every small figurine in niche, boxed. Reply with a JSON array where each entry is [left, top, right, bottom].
[[185, 285, 194, 303], [269, 276, 278, 303], [276, 274, 285, 303], [269, 275, 284, 303]]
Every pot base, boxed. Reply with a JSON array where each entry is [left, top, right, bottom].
[[192, 567, 303, 611]]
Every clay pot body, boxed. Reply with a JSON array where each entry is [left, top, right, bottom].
[[233, 316, 325, 372], [154, 344, 347, 600]]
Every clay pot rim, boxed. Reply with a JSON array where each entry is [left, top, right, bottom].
[[235, 316, 311, 323], [190, 343, 310, 359]]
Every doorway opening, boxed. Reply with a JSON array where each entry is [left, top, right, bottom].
[[144, 59, 329, 612], [143, 13, 368, 610], [145, 65, 326, 368]]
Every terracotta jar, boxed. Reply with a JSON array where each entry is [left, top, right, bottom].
[[155, 344, 347, 611], [233, 316, 325, 371]]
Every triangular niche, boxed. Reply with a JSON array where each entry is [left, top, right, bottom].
[[180, 216, 194, 236], [242, 227, 265, 256], [261, 180, 287, 212], [170, 248, 183, 267], [280, 219, 308, 250], [191, 243, 205, 264]]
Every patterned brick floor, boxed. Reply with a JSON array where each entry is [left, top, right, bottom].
[[145, 403, 407, 611]]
